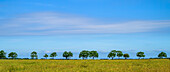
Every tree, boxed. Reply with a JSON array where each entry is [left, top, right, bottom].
[[79, 50, 89, 59], [123, 53, 129, 59], [50, 52, 57, 59], [43, 54, 48, 59], [89, 51, 98, 59], [158, 52, 167, 58], [136, 51, 145, 59], [31, 51, 38, 59], [107, 50, 117, 60], [8, 52, 17, 59], [116, 51, 123, 59], [63, 51, 73, 59], [0, 50, 6, 59]]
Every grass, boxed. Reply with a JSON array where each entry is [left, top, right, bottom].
[[0, 59, 169, 72]]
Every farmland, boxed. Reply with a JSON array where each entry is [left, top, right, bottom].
[[0, 59, 169, 72]]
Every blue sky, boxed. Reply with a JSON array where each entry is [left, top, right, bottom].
[[0, 0, 170, 59]]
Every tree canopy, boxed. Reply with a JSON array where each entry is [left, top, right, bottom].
[[136, 52, 145, 59], [8, 52, 17, 59], [123, 53, 129, 59], [116, 51, 123, 58], [31, 51, 38, 59], [0, 50, 6, 59], [43, 54, 48, 59], [63, 51, 73, 59], [50, 52, 57, 59], [107, 50, 117, 59], [79, 50, 89, 59], [158, 52, 167, 58], [89, 51, 98, 59]]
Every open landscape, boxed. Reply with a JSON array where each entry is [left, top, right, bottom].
[[0, 59, 169, 72], [0, 0, 170, 72]]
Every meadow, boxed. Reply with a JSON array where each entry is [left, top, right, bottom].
[[0, 59, 169, 72]]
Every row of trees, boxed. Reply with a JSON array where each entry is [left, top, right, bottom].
[[79, 50, 99, 59], [107, 50, 129, 59], [0, 50, 168, 59]]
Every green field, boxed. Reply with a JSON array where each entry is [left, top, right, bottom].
[[0, 59, 169, 72]]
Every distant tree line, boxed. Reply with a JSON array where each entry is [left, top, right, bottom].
[[0, 50, 168, 59]]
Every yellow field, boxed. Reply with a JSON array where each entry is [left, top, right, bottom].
[[0, 59, 169, 72]]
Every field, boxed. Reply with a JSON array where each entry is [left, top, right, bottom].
[[0, 59, 169, 72]]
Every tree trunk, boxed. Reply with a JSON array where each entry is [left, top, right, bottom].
[[66, 57, 68, 60], [112, 57, 113, 60], [83, 57, 84, 60], [93, 57, 94, 60]]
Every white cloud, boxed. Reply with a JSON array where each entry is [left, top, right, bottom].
[[0, 12, 170, 35]]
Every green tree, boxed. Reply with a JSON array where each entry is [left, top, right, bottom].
[[116, 51, 123, 59], [79, 50, 89, 59], [50, 52, 57, 59], [107, 50, 117, 60], [136, 51, 145, 59], [89, 51, 98, 59], [123, 53, 129, 59], [158, 52, 167, 58], [63, 51, 73, 59], [0, 50, 6, 59], [31, 51, 38, 59], [8, 52, 17, 59], [43, 54, 48, 59]]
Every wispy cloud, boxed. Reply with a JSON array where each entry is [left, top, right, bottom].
[[0, 12, 170, 36]]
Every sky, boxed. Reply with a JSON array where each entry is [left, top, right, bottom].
[[0, 0, 170, 59]]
